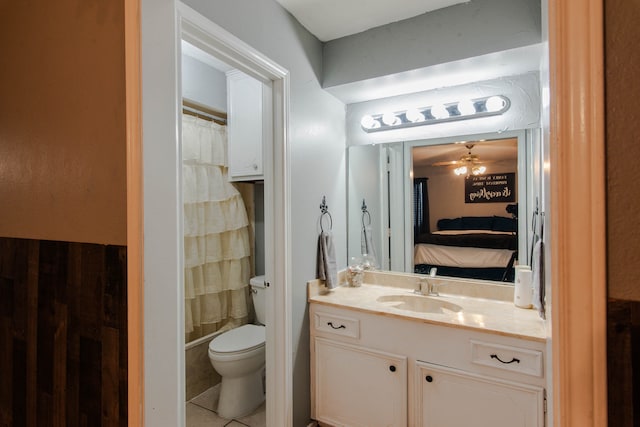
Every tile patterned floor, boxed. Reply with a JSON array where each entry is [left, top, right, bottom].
[[186, 385, 266, 427]]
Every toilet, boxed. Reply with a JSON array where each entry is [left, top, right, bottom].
[[208, 276, 266, 419]]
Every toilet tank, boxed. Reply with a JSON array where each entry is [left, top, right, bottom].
[[250, 276, 267, 325]]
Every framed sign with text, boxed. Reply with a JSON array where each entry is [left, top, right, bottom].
[[465, 173, 516, 203]]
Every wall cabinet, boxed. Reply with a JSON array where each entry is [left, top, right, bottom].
[[310, 303, 546, 427], [226, 70, 269, 181]]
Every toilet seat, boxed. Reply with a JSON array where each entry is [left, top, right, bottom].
[[209, 324, 265, 354]]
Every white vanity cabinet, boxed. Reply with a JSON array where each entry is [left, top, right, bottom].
[[314, 338, 407, 427], [226, 70, 269, 181], [416, 361, 544, 427], [311, 310, 407, 426], [309, 302, 546, 427]]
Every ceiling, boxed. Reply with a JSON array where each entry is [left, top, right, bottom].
[[274, 0, 468, 42], [413, 137, 518, 169]]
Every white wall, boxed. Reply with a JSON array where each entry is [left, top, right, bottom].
[[179, 1, 347, 425], [181, 54, 227, 111]]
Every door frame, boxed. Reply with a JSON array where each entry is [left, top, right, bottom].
[[548, 0, 607, 425], [177, 4, 292, 426], [128, 1, 292, 425]]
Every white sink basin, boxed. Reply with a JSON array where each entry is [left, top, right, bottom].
[[376, 294, 463, 314]]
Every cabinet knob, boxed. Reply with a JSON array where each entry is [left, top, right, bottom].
[[425, 375, 433, 383], [389, 365, 396, 372], [252, 163, 258, 170]]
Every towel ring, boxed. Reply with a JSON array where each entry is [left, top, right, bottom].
[[319, 196, 333, 232], [361, 199, 371, 228], [320, 211, 333, 232]]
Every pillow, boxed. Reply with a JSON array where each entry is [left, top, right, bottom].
[[461, 216, 493, 230], [492, 215, 517, 232], [437, 217, 463, 230]]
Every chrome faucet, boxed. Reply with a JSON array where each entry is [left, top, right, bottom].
[[414, 268, 439, 296]]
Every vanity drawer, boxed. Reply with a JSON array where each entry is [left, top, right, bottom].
[[314, 311, 360, 339], [470, 340, 543, 377]]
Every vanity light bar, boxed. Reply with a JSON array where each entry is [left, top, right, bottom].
[[360, 95, 511, 133]]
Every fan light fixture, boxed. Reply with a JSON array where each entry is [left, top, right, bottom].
[[453, 165, 486, 176], [360, 95, 510, 133], [439, 144, 489, 177]]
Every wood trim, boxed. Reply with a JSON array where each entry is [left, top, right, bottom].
[[125, 0, 144, 425], [0, 239, 128, 425], [549, 0, 608, 425]]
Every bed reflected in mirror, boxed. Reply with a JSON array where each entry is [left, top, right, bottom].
[[411, 138, 519, 282]]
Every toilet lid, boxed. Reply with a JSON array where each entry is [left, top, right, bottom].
[[209, 324, 265, 353]]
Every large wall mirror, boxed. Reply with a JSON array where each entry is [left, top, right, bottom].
[[348, 129, 542, 283]]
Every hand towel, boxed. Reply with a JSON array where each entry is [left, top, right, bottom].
[[317, 231, 338, 290], [531, 237, 546, 318], [361, 225, 377, 262]]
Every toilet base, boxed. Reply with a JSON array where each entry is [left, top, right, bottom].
[[217, 369, 265, 419]]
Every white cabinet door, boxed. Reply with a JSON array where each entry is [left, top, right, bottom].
[[314, 337, 407, 427], [226, 70, 266, 181], [415, 361, 544, 427]]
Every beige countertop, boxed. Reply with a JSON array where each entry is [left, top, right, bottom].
[[308, 272, 547, 343]]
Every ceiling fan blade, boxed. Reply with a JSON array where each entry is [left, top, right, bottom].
[[432, 160, 461, 167]]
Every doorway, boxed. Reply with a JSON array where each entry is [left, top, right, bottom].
[[178, 6, 292, 426], [139, 3, 292, 426]]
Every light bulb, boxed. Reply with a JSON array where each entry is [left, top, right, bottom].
[[472, 166, 487, 175], [430, 104, 449, 120], [382, 112, 399, 126], [405, 108, 424, 123], [360, 115, 379, 129], [485, 96, 506, 112], [457, 99, 476, 116], [454, 166, 467, 176]]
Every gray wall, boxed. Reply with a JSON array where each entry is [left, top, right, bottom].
[[181, 54, 227, 112], [323, 0, 541, 89], [182, 1, 347, 425]]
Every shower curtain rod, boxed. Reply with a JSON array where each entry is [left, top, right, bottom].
[[182, 99, 227, 125]]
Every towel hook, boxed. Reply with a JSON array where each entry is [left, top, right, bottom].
[[319, 196, 333, 232], [361, 199, 371, 228]]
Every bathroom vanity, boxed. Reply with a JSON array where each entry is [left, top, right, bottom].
[[308, 271, 547, 427]]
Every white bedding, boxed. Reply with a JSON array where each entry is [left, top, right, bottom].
[[414, 243, 514, 268]]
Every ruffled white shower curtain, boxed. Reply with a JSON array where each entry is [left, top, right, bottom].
[[182, 114, 251, 342]]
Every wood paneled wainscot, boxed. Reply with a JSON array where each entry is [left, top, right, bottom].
[[309, 273, 547, 427], [0, 237, 128, 427]]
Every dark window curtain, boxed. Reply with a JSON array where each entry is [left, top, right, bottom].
[[413, 178, 430, 239]]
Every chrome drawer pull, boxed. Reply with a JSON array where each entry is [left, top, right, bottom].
[[490, 354, 520, 364]]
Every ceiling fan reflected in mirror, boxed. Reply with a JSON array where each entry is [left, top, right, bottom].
[[432, 144, 488, 176]]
